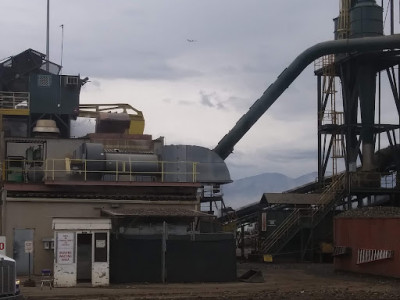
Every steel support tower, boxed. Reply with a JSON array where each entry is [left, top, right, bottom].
[[316, 0, 400, 208]]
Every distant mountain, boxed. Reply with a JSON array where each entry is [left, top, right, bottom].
[[222, 172, 318, 209]]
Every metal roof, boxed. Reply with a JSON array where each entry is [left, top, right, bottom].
[[262, 193, 324, 205], [101, 207, 215, 218]]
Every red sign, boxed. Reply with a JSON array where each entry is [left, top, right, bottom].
[[57, 232, 74, 264], [261, 212, 267, 232], [0, 236, 6, 255]]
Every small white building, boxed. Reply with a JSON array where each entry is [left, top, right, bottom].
[[52, 218, 111, 287]]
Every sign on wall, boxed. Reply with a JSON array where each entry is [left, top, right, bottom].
[[56, 232, 74, 264], [0, 236, 6, 255], [24, 240, 33, 253], [94, 232, 107, 262], [261, 212, 267, 232]]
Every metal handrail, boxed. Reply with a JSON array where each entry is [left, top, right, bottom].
[[2, 158, 200, 183], [260, 208, 300, 253], [311, 173, 345, 218], [260, 170, 397, 255], [261, 174, 346, 254], [348, 171, 398, 190], [0, 91, 30, 109]]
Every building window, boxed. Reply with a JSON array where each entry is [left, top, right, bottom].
[[38, 75, 52, 87]]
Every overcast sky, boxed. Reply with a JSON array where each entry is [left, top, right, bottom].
[[1, 1, 399, 180]]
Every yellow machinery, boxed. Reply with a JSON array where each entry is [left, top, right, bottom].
[[0, 92, 145, 135], [78, 103, 145, 135]]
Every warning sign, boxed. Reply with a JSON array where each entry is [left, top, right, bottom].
[[0, 236, 6, 255], [24, 241, 33, 253], [57, 232, 74, 264]]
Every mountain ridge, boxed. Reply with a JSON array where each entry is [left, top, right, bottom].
[[222, 171, 318, 209]]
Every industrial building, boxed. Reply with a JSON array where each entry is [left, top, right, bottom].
[[0, 48, 236, 286], [217, 0, 400, 271], [2, 0, 400, 285]]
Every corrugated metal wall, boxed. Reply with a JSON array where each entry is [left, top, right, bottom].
[[110, 236, 162, 283], [334, 217, 400, 277], [110, 233, 236, 283]]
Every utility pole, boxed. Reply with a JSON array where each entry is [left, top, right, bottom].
[[60, 24, 64, 74], [46, 0, 50, 71]]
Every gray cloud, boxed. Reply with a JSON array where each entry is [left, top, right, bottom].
[[64, 51, 202, 80], [200, 91, 214, 107], [177, 100, 192, 106], [90, 80, 101, 88], [199, 91, 226, 110], [264, 149, 318, 162]]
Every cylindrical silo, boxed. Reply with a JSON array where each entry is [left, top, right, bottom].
[[350, 0, 383, 38]]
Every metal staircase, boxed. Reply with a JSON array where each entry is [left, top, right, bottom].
[[260, 174, 346, 255], [259, 207, 301, 255]]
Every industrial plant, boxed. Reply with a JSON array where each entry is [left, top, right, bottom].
[[1, 0, 400, 291], [219, 0, 400, 277], [0, 48, 236, 286]]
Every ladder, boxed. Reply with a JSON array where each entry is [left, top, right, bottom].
[[337, 0, 351, 40]]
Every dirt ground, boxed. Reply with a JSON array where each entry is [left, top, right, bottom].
[[20, 262, 400, 300]]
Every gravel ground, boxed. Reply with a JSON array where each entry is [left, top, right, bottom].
[[336, 206, 400, 218], [19, 262, 400, 299]]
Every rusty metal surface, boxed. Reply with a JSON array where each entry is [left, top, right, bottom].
[[88, 133, 153, 140], [262, 193, 324, 205], [334, 216, 400, 277], [102, 207, 213, 218], [4, 181, 200, 200], [87, 133, 155, 153], [96, 112, 130, 133]]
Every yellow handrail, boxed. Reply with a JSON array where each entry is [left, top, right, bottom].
[[2, 158, 201, 183]]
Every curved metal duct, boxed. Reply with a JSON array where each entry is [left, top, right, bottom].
[[213, 34, 400, 160]]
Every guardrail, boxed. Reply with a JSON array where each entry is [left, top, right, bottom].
[[0, 92, 29, 109], [259, 208, 300, 253], [2, 158, 200, 183], [348, 171, 397, 189]]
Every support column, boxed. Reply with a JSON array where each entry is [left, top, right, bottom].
[[357, 63, 377, 171]]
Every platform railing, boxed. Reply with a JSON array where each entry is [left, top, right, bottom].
[[259, 208, 301, 254], [348, 171, 398, 190], [2, 158, 200, 183], [260, 173, 346, 255], [0, 91, 30, 109]]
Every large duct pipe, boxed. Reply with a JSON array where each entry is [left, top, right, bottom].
[[213, 34, 400, 160]]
